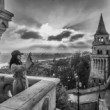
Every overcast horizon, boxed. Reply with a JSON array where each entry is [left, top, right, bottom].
[[0, 0, 109, 53]]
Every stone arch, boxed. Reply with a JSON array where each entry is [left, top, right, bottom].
[[42, 97, 50, 110]]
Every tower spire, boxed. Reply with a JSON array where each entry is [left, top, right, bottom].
[[95, 14, 109, 35]]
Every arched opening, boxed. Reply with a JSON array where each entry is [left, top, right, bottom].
[[100, 50, 102, 54], [101, 37, 104, 42], [97, 50, 102, 55], [98, 59, 100, 69], [97, 50, 99, 54], [106, 50, 109, 55], [42, 98, 49, 110], [101, 59, 103, 71]]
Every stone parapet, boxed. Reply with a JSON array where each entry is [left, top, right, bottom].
[[0, 74, 60, 110]]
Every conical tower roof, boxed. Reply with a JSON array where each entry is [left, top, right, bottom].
[[95, 14, 109, 35]]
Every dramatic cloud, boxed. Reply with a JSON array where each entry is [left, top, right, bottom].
[[64, 19, 92, 31], [21, 31, 42, 39], [1, 0, 109, 53], [48, 31, 71, 41], [70, 34, 84, 42]]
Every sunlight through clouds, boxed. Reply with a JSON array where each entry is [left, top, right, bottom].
[[0, 21, 93, 53]]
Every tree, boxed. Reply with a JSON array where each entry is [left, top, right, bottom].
[[68, 51, 90, 89], [56, 84, 71, 110]]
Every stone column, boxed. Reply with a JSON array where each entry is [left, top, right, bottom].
[[0, 0, 4, 9]]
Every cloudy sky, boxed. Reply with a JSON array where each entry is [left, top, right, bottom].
[[0, 0, 110, 53]]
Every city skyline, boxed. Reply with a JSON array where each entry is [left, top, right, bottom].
[[0, 0, 109, 53]]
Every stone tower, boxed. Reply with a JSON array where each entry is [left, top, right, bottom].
[[90, 14, 110, 83], [0, 0, 14, 38]]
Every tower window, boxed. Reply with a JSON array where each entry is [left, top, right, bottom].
[[97, 50, 99, 54], [100, 50, 102, 54], [98, 37, 100, 42], [101, 37, 104, 42], [97, 50, 102, 54], [106, 50, 109, 55]]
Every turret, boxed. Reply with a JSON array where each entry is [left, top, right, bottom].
[[93, 14, 109, 45]]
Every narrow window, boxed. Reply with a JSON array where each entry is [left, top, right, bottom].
[[97, 50, 99, 54], [106, 50, 109, 55], [100, 50, 102, 54]]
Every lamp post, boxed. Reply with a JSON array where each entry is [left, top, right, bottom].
[[74, 73, 80, 110], [98, 80, 101, 110]]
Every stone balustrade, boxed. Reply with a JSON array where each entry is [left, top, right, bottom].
[[0, 74, 60, 110]]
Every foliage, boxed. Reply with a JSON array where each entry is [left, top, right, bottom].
[[70, 52, 90, 88], [56, 84, 72, 110], [51, 51, 90, 89]]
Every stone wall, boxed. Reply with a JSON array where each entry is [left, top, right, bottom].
[[68, 78, 110, 110], [0, 74, 60, 110]]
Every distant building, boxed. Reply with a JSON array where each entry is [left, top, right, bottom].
[[90, 14, 110, 83]]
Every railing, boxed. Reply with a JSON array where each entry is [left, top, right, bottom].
[[0, 74, 60, 110]]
